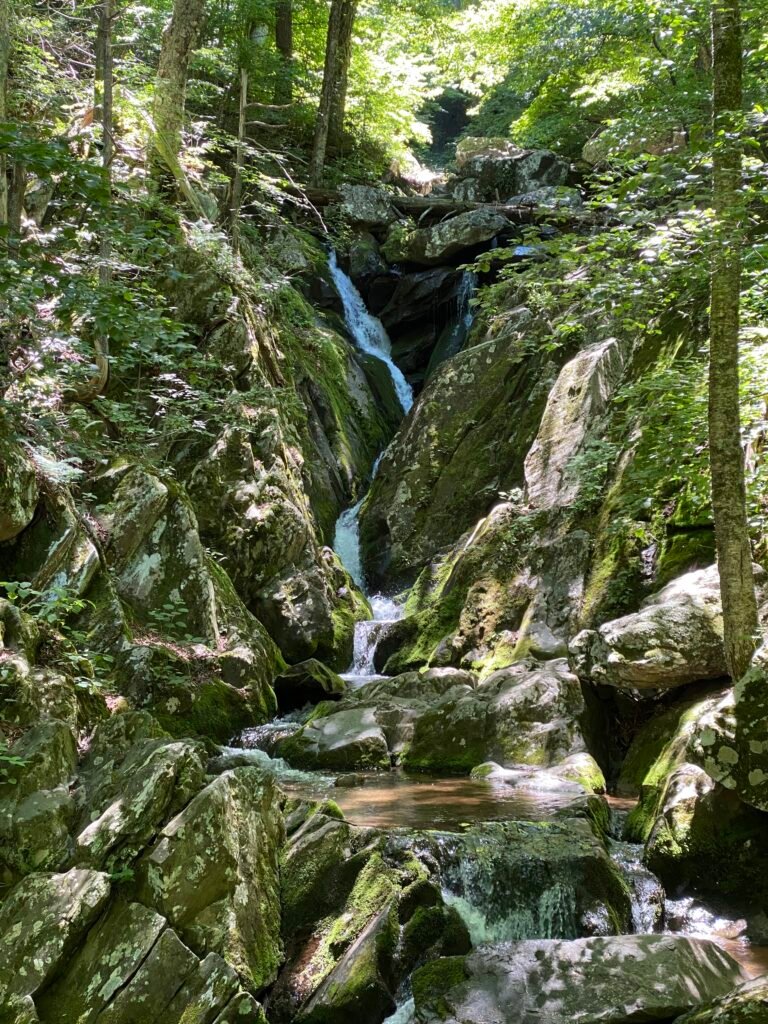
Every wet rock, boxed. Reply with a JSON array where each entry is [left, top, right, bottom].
[[400, 818, 631, 943], [347, 232, 387, 283], [73, 711, 206, 870], [0, 867, 111, 1003], [644, 763, 768, 905], [338, 184, 396, 228], [570, 566, 728, 690], [273, 658, 346, 712], [382, 209, 508, 266], [376, 269, 459, 331], [135, 767, 283, 992], [413, 936, 745, 1024], [524, 338, 628, 510], [276, 706, 391, 771], [0, 436, 39, 542], [674, 976, 768, 1023]]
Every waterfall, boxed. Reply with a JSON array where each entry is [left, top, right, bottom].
[[425, 269, 478, 378], [328, 251, 414, 414]]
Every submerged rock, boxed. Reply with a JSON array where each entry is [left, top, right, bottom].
[[570, 566, 728, 690], [412, 936, 745, 1024]]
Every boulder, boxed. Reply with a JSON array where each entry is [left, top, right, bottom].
[[382, 209, 508, 266], [674, 976, 768, 1023], [454, 138, 569, 202], [0, 436, 39, 542], [276, 706, 391, 771], [73, 711, 206, 870], [135, 767, 284, 992], [273, 658, 346, 712], [570, 566, 728, 690], [359, 329, 558, 583], [402, 659, 588, 773], [0, 719, 78, 878], [412, 936, 745, 1024], [36, 900, 167, 1023], [644, 763, 768, 905], [524, 338, 628, 510], [376, 269, 459, 330], [0, 868, 111, 1003], [347, 232, 387, 282], [272, 808, 468, 1024], [508, 185, 583, 208], [337, 184, 396, 227], [690, 652, 768, 812]]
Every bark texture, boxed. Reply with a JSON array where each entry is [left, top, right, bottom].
[[274, 0, 293, 104], [309, 0, 357, 185], [151, 0, 206, 181], [708, 0, 759, 679]]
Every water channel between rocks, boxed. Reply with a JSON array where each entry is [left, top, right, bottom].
[[230, 256, 768, 992]]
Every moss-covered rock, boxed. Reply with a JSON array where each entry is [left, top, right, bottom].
[[0, 433, 39, 543], [674, 976, 768, 1023], [135, 767, 284, 992]]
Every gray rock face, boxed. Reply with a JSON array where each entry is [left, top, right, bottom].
[[413, 936, 746, 1024], [508, 185, 583, 208], [383, 209, 509, 266], [674, 976, 768, 1023], [135, 767, 284, 992], [0, 437, 39, 542], [524, 338, 628, 510], [0, 868, 112, 1003], [74, 711, 206, 870], [337, 184, 396, 227], [570, 566, 727, 690]]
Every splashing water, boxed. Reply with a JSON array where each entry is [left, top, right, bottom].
[[328, 250, 414, 414], [383, 998, 415, 1024]]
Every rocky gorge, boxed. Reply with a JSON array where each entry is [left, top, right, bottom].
[[2, 134, 768, 1024]]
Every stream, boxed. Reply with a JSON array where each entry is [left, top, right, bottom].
[[230, 255, 768, 997]]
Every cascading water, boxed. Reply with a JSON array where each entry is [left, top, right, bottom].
[[328, 251, 414, 414], [425, 268, 479, 378], [328, 254, 413, 681]]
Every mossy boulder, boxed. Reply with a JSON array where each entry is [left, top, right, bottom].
[[381, 208, 509, 266], [0, 868, 111, 1005], [0, 434, 39, 542], [273, 659, 347, 712], [674, 977, 768, 1023], [276, 706, 391, 771], [135, 767, 284, 992], [571, 566, 728, 691], [690, 653, 768, 814]]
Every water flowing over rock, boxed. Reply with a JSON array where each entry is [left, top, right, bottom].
[[397, 818, 631, 944], [412, 936, 746, 1024], [329, 251, 414, 414]]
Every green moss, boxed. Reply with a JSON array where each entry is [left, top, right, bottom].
[[412, 957, 468, 1020], [655, 530, 715, 588]]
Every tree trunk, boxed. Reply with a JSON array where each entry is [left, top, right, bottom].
[[274, 0, 293, 105], [70, 0, 112, 402], [231, 67, 247, 253], [708, 0, 758, 679], [151, 0, 207, 183], [0, 0, 12, 227], [309, 0, 357, 186]]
